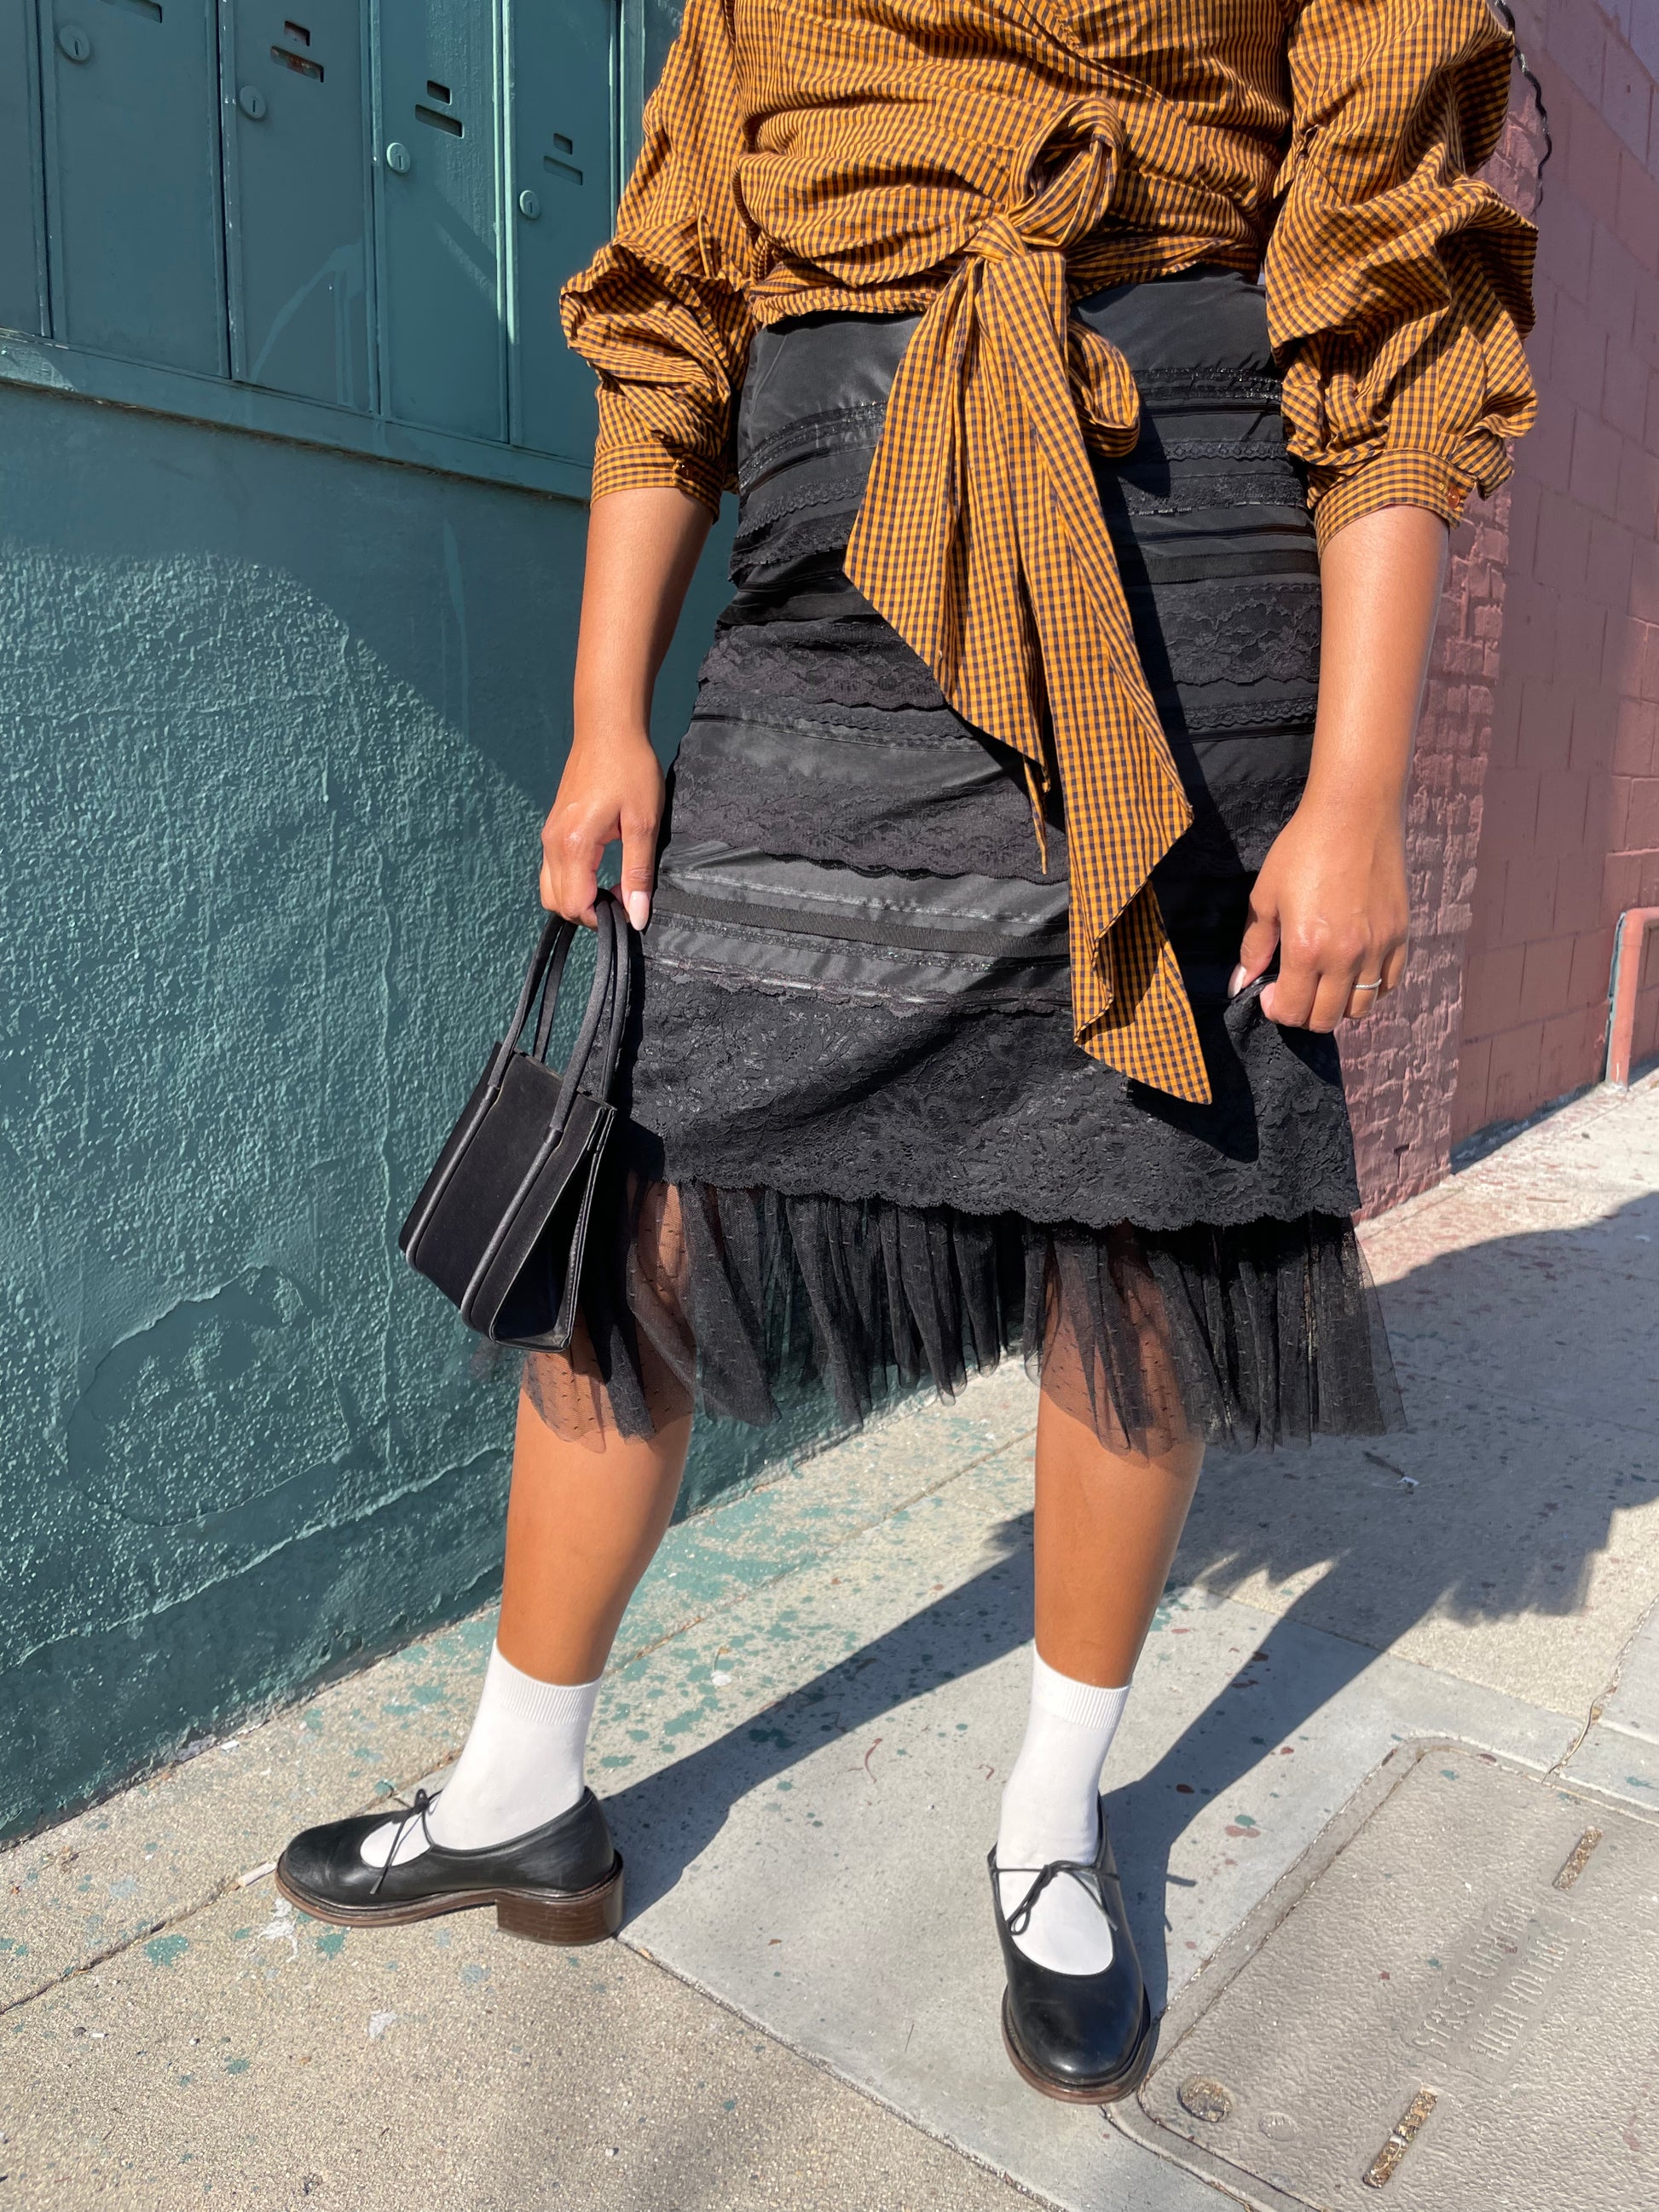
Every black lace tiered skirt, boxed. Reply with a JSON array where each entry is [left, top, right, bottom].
[[526, 269, 1401, 1458]]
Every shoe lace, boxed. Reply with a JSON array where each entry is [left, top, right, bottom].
[[369, 1786, 439, 1897], [999, 1854, 1105, 1937]]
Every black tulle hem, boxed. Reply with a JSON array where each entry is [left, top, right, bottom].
[[523, 1175, 1402, 1461]]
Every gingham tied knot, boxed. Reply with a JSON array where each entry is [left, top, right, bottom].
[[846, 97, 1210, 1105]]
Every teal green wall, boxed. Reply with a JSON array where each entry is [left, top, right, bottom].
[[0, 378, 831, 1842]]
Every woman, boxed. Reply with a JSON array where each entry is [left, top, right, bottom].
[[278, 0, 1535, 2103]]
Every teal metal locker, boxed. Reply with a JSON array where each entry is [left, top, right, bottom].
[[373, 0, 506, 442], [507, 0, 616, 460], [38, 0, 228, 373], [221, 1, 374, 411], [0, 0, 47, 332]]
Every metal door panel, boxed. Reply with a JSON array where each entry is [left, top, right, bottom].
[[222, 1, 373, 410], [0, 0, 47, 332], [40, 0, 226, 372], [373, 0, 504, 442], [506, 0, 615, 459]]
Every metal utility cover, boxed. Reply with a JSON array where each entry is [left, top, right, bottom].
[[1111, 1743, 1659, 2209]]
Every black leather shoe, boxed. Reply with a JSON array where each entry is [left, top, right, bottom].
[[276, 1787, 623, 1946], [990, 1806, 1153, 2102]]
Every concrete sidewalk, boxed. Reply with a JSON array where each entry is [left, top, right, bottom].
[[3, 1073, 1656, 2210]]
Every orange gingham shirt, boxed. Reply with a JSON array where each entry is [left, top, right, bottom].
[[562, 0, 1537, 1105]]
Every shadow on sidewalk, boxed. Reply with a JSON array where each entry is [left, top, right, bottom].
[[604, 1189, 1659, 2016]]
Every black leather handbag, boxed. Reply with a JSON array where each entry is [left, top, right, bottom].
[[398, 891, 631, 1349]]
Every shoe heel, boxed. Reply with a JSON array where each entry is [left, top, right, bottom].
[[495, 1862, 624, 1948]]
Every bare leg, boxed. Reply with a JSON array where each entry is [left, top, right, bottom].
[[350, 1382, 691, 1863], [1032, 1383, 1203, 1685], [497, 1384, 691, 1684], [994, 1376, 1203, 1981]]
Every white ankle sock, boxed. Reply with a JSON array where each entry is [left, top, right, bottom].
[[995, 1649, 1130, 1975], [360, 1644, 602, 1868]]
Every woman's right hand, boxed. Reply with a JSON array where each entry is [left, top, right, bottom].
[[539, 722, 665, 931], [543, 482, 714, 931]]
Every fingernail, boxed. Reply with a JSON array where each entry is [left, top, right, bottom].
[[1227, 965, 1247, 999], [626, 892, 650, 932]]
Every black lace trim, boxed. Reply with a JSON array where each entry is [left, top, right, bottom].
[[621, 964, 1361, 1233], [1113, 471, 1308, 517]]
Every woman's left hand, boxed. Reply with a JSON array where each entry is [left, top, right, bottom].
[[1229, 794, 1410, 1030]]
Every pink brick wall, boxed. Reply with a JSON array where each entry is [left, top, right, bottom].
[[1340, 492, 1513, 1210], [1343, 0, 1659, 1209], [1452, 0, 1659, 1139]]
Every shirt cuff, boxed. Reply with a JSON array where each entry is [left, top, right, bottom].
[[1311, 450, 1482, 553], [590, 442, 725, 519]]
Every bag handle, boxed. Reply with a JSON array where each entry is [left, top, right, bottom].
[[587, 896, 633, 1100], [503, 892, 633, 1127], [547, 890, 629, 1134], [506, 914, 577, 1061], [529, 921, 579, 1064]]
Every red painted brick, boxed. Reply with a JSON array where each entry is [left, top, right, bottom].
[[1519, 933, 1577, 1019], [1501, 585, 1555, 682], [1481, 762, 1543, 851], [1617, 455, 1659, 540], [1569, 925, 1618, 1007], [1636, 280, 1659, 373], [1569, 684, 1617, 771], [1502, 846, 1561, 938], [1626, 776, 1659, 848], [1535, 493, 1593, 592], [1556, 593, 1610, 680], [1567, 101, 1628, 233], [1589, 224, 1643, 343], [1538, 191, 1596, 312], [1602, 36, 1656, 161], [1634, 0, 1659, 84], [1570, 408, 1627, 510], [1552, 0, 1609, 110], [1609, 612, 1658, 695], [1450, 1032, 1494, 1141], [1618, 150, 1659, 275], [1524, 396, 1577, 498], [1631, 983, 1659, 1070], [1547, 312, 1607, 420], [1626, 447, 1659, 540], [1540, 1002, 1604, 1096], [1506, 473, 1543, 576], [1633, 536, 1659, 622], [1517, 679, 1571, 767], [1460, 940, 1527, 1042], [1487, 1019, 1548, 1122], [1606, 775, 1635, 848], [1591, 768, 1639, 852], [1613, 697, 1659, 775], [1557, 852, 1610, 935], [1538, 766, 1593, 851], [1604, 849, 1649, 914], [1605, 341, 1651, 440], [1582, 511, 1635, 609]]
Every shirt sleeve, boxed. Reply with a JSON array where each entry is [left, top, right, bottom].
[[1264, 0, 1538, 552], [558, 0, 755, 517]]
